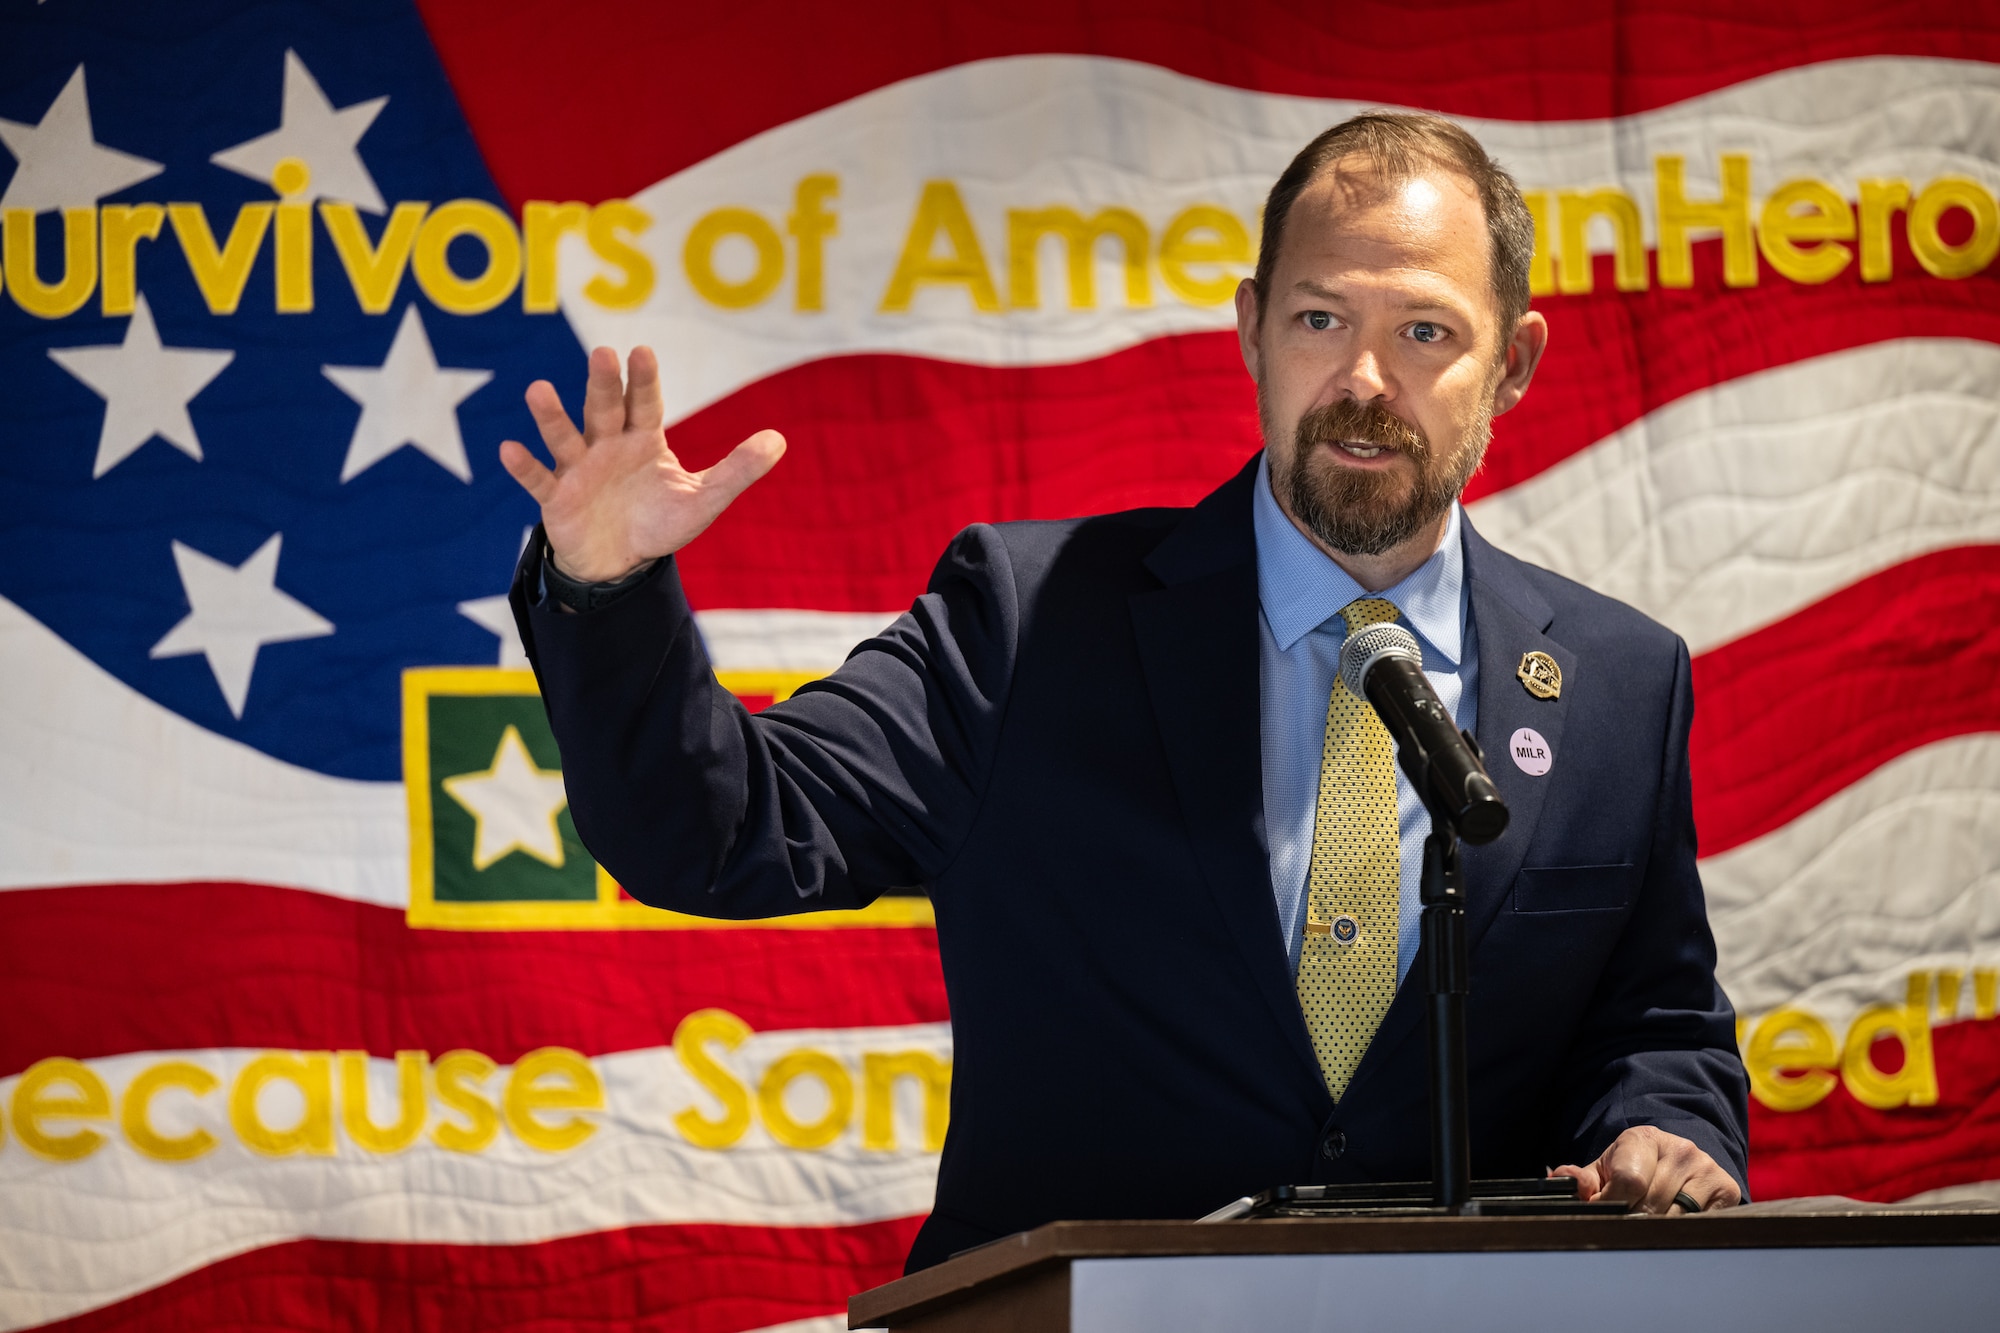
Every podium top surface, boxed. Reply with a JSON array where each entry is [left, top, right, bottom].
[[848, 1209, 2000, 1329]]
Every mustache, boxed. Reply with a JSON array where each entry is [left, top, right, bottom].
[[1295, 399, 1429, 458]]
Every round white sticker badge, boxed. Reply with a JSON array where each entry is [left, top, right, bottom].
[[1508, 727, 1552, 777]]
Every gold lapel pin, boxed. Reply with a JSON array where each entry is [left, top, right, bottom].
[[1517, 651, 1562, 700]]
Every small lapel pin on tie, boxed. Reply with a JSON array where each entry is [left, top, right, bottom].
[[1517, 651, 1562, 700]]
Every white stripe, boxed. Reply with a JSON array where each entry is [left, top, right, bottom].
[[0, 594, 405, 904], [0, 1024, 948, 1329], [1704, 733, 2000, 1024], [747, 1318, 848, 1333], [698, 608, 902, 672], [0, 592, 903, 898], [553, 54, 2000, 424], [1465, 338, 2000, 653]]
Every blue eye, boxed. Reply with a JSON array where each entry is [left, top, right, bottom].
[[1410, 322, 1444, 343], [1303, 311, 1333, 331]]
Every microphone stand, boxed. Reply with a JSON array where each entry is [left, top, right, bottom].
[[1420, 823, 1472, 1212]]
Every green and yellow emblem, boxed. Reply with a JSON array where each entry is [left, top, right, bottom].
[[402, 667, 932, 931]]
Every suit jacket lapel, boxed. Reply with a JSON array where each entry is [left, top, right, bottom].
[[1130, 457, 1332, 1112], [1458, 522, 1573, 955], [1341, 519, 1573, 1099]]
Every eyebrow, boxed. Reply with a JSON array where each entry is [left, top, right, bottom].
[[1289, 278, 1465, 316]]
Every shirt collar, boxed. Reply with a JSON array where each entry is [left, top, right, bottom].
[[1251, 452, 1467, 665]]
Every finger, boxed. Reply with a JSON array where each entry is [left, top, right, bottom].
[[1675, 1158, 1743, 1214], [1549, 1164, 1601, 1201], [625, 345, 664, 435], [581, 345, 627, 442], [498, 439, 557, 505], [1595, 1133, 1662, 1209], [1696, 1166, 1744, 1212], [1642, 1137, 1706, 1216], [695, 429, 787, 514], [524, 380, 584, 468]]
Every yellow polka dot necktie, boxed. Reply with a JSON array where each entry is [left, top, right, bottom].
[[1296, 596, 1403, 1102]]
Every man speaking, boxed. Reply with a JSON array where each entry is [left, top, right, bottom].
[[500, 112, 1751, 1270]]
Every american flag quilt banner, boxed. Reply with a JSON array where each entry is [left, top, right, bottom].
[[2, 1, 1997, 1328]]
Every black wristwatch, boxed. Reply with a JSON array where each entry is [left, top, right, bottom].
[[540, 545, 657, 613]]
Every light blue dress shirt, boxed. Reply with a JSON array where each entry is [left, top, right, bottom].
[[1253, 454, 1480, 982]]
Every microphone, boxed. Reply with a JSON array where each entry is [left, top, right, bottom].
[[1339, 623, 1509, 844]]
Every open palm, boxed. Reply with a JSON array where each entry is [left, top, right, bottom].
[[499, 345, 785, 583]]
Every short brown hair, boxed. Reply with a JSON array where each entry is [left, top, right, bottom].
[[1253, 111, 1535, 333]]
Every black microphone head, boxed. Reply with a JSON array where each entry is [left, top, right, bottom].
[[1457, 774, 1510, 844], [1339, 621, 1421, 697]]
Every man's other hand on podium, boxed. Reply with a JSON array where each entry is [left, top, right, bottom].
[[1553, 1126, 1743, 1215]]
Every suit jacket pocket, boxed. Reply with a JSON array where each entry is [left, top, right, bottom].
[[1513, 863, 1635, 913]]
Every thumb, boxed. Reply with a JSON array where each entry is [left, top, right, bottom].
[[1550, 1162, 1603, 1201], [696, 429, 787, 513]]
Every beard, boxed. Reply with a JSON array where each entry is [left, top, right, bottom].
[[1263, 388, 1493, 558]]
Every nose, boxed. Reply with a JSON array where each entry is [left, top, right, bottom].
[[1332, 338, 1393, 404]]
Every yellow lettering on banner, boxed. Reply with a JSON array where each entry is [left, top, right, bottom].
[[758, 1048, 853, 1150], [121, 1061, 218, 1162], [788, 174, 840, 311], [338, 1050, 427, 1153], [684, 206, 785, 309], [672, 1008, 753, 1149], [1857, 180, 1912, 282], [1841, 972, 1940, 1111], [11, 1057, 111, 1161], [272, 157, 314, 312], [1907, 176, 2000, 280], [1744, 1008, 1839, 1112], [99, 204, 164, 316], [522, 201, 588, 312], [1521, 191, 1554, 297], [1936, 968, 1964, 1022], [4, 208, 98, 318], [412, 199, 522, 314], [1007, 205, 1150, 309], [1556, 188, 1648, 294], [861, 1050, 951, 1152], [1758, 179, 1855, 285], [881, 180, 1000, 313], [503, 1047, 604, 1152], [321, 202, 427, 314], [275, 201, 313, 313], [431, 1049, 500, 1152], [231, 1051, 335, 1156], [1975, 968, 1998, 1021], [1157, 205, 1251, 306], [583, 200, 654, 310], [1654, 154, 1756, 289], [168, 202, 272, 315]]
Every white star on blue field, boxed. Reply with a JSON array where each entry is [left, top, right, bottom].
[[0, 0, 588, 777]]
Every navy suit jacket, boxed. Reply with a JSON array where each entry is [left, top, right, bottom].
[[510, 455, 1750, 1272]]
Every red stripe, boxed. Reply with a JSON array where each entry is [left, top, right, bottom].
[[1689, 546, 2000, 857], [415, 0, 2000, 207], [1750, 1015, 2000, 1203], [29, 1216, 921, 1333], [664, 241, 2000, 612], [0, 882, 944, 1076]]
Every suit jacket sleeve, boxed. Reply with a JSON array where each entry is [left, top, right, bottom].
[[507, 524, 1019, 916], [1552, 636, 1752, 1192]]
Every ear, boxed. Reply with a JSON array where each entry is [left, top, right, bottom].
[[1234, 278, 1264, 382], [1491, 310, 1548, 417]]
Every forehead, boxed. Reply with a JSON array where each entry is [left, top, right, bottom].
[[1276, 159, 1493, 300]]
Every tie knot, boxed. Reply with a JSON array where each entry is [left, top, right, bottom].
[[1340, 597, 1400, 634]]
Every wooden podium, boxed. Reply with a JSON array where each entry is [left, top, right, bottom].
[[849, 1210, 2000, 1332]]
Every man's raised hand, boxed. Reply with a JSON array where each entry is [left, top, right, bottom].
[[499, 345, 785, 583]]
